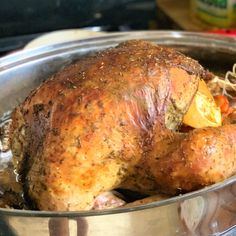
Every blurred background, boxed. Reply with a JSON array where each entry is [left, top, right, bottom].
[[0, 0, 235, 55]]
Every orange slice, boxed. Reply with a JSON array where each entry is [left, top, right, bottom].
[[183, 79, 222, 128]]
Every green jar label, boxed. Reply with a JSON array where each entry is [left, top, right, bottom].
[[192, 0, 235, 27], [198, 0, 227, 9]]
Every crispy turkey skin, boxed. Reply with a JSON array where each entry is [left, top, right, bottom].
[[10, 40, 235, 211]]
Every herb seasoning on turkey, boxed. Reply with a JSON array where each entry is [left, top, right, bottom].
[[9, 40, 236, 211]]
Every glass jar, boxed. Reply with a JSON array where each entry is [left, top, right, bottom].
[[191, 0, 236, 28]]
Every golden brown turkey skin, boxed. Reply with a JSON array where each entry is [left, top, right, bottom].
[[10, 40, 208, 211], [148, 125, 236, 194]]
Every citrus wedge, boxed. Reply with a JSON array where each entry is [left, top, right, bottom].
[[183, 79, 222, 128]]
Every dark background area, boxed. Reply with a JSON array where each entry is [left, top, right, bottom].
[[0, 0, 158, 53], [0, 0, 157, 36]]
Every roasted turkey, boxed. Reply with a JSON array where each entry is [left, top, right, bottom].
[[10, 40, 236, 211]]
